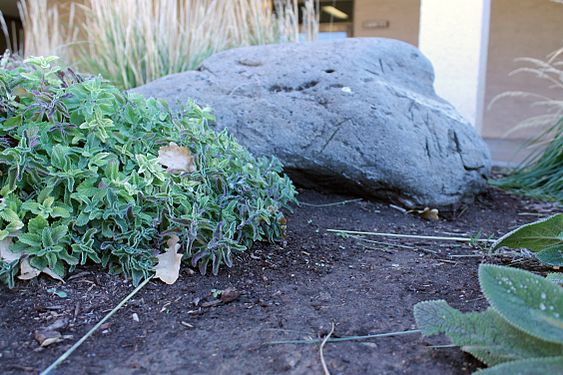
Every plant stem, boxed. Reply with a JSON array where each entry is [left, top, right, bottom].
[[300, 198, 363, 207], [269, 329, 421, 345], [40, 277, 152, 375], [328, 229, 495, 243], [320, 322, 335, 375]]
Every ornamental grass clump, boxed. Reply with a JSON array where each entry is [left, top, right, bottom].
[[490, 45, 563, 202], [12, 0, 319, 89], [0, 55, 297, 287]]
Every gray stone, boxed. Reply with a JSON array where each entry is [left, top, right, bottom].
[[132, 38, 491, 208]]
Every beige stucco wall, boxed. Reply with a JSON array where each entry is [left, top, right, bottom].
[[353, 0, 420, 46], [0, 0, 18, 17], [482, 0, 563, 140]]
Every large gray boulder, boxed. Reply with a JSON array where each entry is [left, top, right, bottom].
[[133, 38, 491, 208]]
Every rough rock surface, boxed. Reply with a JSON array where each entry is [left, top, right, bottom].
[[133, 38, 491, 208]]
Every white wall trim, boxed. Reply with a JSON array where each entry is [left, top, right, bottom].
[[419, 0, 491, 129]]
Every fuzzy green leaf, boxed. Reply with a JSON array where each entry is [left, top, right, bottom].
[[0, 208, 21, 225], [18, 233, 42, 247], [491, 214, 563, 253], [546, 273, 563, 285], [474, 356, 563, 375], [413, 300, 563, 366], [52, 204, 72, 218], [27, 216, 48, 234], [536, 244, 563, 266], [50, 225, 68, 243], [479, 264, 563, 344]]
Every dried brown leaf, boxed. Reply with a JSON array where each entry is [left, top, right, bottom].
[[18, 257, 64, 282], [18, 257, 41, 280], [0, 238, 20, 263], [42, 267, 65, 282], [34, 330, 63, 347], [220, 288, 241, 303], [154, 235, 183, 284], [158, 142, 196, 173], [419, 207, 440, 221]]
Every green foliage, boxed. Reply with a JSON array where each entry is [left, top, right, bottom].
[[491, 214, 563, 266], [414, 264, 563, 374], [475, 356, 563, 375], [414, 301, 562, 365], [0, 258, 17, 288], [478, 265, 563, 344], [0, 55, 296, 286], [547, 272, 563, 285], [490, 126, 562, 203]]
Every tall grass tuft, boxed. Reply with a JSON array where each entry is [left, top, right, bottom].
[[490, 47, 563, 202], [16, 0, 78, 61], [4, 0, 318, 89]]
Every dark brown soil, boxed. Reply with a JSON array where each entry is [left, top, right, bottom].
[[0, 188, 559, 375]]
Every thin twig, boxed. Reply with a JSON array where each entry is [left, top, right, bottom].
[[300, 198, 363, 208], [328, 229, 495, 243], [429, 344, 458, 349], [361, 245, 395, 254], [40, 277, 153, 375], [268, 329, 421, 345], [352, 235, 438, 254], [389, 204, 407, 213], [320, 323, 335, 375]]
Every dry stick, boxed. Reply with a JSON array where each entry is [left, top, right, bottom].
[[320, 323, 335, 375], [327, 229, 496, 243], [40, 277, 153, 375], [269, 329, 421, 345], [351, 235, 438, 254], [300, 198, 363, 208]]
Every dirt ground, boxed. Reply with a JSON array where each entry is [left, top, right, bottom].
[[0, 187, 559, 375]]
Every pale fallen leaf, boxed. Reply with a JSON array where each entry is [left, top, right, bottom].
[[408, 207, 440, 221], [18, 257, 40, 280], [18, 257, 64, 282], [154, 235, 183, 284], [419, 207, 440, 221], [34, 330, 63, 347], [42, 268, 65, 282], [158, 142, 196, 173], [0, 238, 20, 263]]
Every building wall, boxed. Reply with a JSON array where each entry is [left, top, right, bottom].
[[353, 0, 420, 46], [418, 0, 490, 128], [0, 0, 18, 17], [482, 0, 563, 140]]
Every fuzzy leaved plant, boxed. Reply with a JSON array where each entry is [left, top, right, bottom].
[[492, 213, 563, 267], [414, 264, 563, 374], [0, 55, 296, 287]]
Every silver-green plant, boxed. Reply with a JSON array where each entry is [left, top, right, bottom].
[[491, 213, 562, 266], [0, 54, 297, 287], [414, 264, 563, 374]]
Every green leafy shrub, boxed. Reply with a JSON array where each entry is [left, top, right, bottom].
[[491, 213, 562, 266], [414, 264, 563, 374], [0, 55, 296, 287]]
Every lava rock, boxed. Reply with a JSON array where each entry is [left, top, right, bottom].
[[133, 38, 491, 208]]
